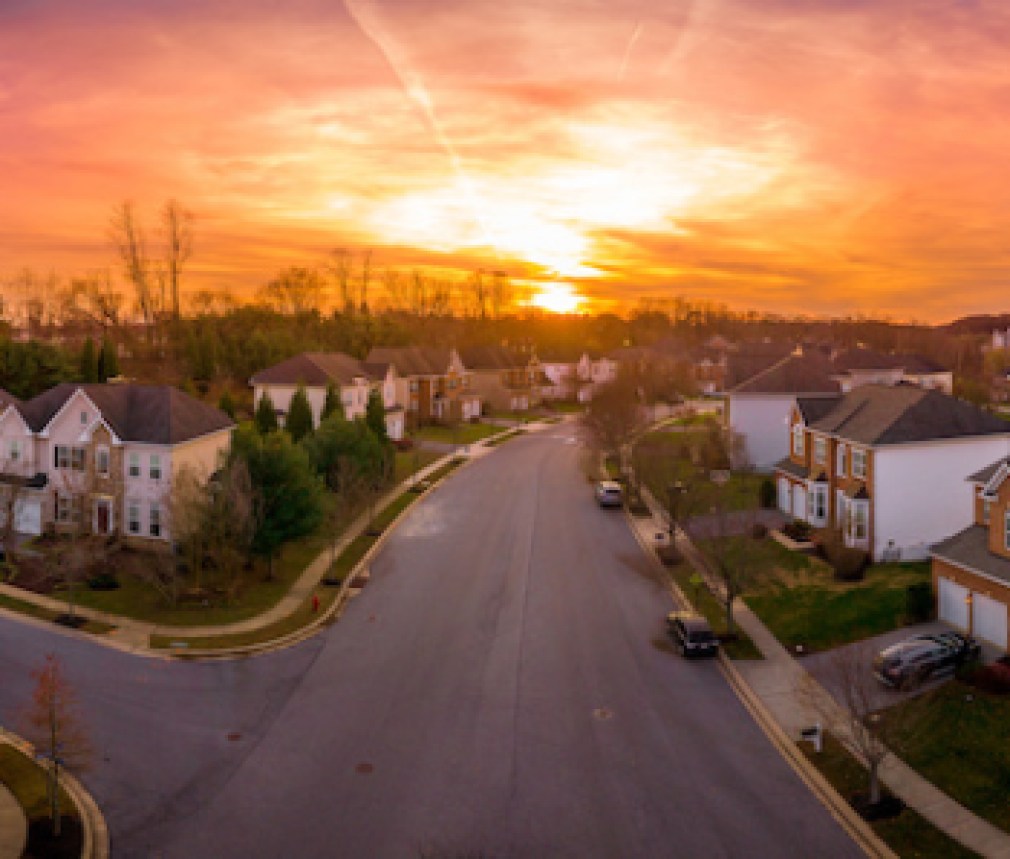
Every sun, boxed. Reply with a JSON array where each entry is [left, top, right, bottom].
[[530, 282, 583, 314]]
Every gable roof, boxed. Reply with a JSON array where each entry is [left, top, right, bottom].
[[19, 384, 234, 444], [730, 352, 840, 395], [809, 384, 1010, 446], [458, 346, 526, 371], [365, 347, 455, 376], [968, 457, 1010, 485], [832, 348, 947, 374], [250, 353, 367, 387], [796, 396, 842, 424]]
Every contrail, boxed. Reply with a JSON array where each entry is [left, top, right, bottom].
[[618, 21, 642, 81], [342, 0, 494, 248]]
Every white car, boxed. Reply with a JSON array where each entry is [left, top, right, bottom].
[[595, 480, 623, 508]]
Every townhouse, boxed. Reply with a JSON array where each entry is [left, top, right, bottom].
[[932, 457, 1010, 650], [365, 347, 480, 427], [458, 346, 541, 412], [0, 383, 233, 542], [775, 384, 1010, 562], [250, 352, 404, 440]]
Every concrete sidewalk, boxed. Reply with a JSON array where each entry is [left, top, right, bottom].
[[630, 485, 1010, 859], [0, 781, 25, 859]]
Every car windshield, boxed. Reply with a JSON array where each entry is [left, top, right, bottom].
[[686, 624, 715, 642]]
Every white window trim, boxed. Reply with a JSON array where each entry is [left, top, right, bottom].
[[836, 443, 846, 476], [127, 499, 141, 535], [813, 436, 827, 465], [96, 445, 110, 476], [792, 423, 805, 457], [852, 448, 867, 480], [149, 454, 162, 481], [149, 502, 162, 538], [128, 453, 140, 478]]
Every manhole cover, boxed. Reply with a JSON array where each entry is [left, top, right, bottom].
[[593, 708, 613, 721], [227, 732, 242, 742], [355, 762, 374, 775]]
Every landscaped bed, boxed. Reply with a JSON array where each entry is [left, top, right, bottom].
[[877, 677, 1010, 835], [0, 744, 81, 859], [742, 555, 932, 653], [799, 733, 978, 858]]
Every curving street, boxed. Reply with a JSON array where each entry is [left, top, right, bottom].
[[0, 429, 861, 857]]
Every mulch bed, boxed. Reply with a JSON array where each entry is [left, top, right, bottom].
[[25, 815, 83, 859]]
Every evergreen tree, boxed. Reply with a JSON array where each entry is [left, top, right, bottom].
[[286, 385, 314, 442], [255, 391, 279, 434], [97, 337, 120, 382], [218, 389, 236, 419], [365, 389, 388, 444], [304, 414, 387, 491], [78, 337, 98, 383], [321, 381, 344, 422]]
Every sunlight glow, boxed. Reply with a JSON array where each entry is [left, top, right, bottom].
[[529, 282, 583, 314]]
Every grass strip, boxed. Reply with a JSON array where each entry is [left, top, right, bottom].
[[0, 744, 77, 823], [800, 733, 979, 859], [667, 562, 762, 659], [485, 429, 525, 447], [0, 593, 114, 635]]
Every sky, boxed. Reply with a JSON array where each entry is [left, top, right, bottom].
[[2, 0, 1010, 321]]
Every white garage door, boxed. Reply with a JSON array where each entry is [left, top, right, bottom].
[[778, 479, 791, 516], [974, 593, 1008, 650], [14, 499, 41, 536], [938, 577, 969, 631]]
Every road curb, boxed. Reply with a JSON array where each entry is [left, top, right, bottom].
[[620, 507, 896, 859], [0, 730, 110, 859]]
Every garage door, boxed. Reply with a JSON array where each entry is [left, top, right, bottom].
[[14, 499, 41, 535], [938, 577, 969, 631], [778, 479, 791, 516], [974, 593, 1008, 650]]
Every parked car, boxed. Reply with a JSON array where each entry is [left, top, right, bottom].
[[873, 631, 981, 690], [595, 480, 623, 508], [666, 611, 719, 657]]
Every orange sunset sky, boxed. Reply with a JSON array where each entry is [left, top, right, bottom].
[[2, 0, 1010, 321]]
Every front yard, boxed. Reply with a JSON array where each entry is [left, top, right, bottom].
[[414, 422, 502, 445], [879, 678, 1010, 835]]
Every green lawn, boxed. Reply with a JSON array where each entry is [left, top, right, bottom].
[[879, 679, 1010, 835], [414, 422, 502, 445], [544, 401, 584, 414], [0, 592, 114, 635], [667, 562, 761, 659], [744, 557, 931, 652], [800, 734, 979, 858], [0, 744, 76, 824], [393, 448, 441, 484]]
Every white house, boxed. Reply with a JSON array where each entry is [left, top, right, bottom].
[[775, 384, 1010, 562]]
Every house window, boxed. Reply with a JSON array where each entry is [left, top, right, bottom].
[[149, 503, 161, 538], [54, 446, 70, 469], [851, 501, 869, 542], [128, 500, 140, 534], [9, 440, 20, 463], [149, 455, 161, 481], [409, 380, 419, 393], [836, 443, 846, 477], [96, 447, 109, 476], [56, 494, 73, 523], [809, 483, 828, 524], [813, 436, 827, 465], [70, 447, 86, 471], [792, 423, 805, 457], [983, 498, 992, 524], [852, 448, 867, 479], [80, 410, 88, 426], [128, 453, 140, 477]]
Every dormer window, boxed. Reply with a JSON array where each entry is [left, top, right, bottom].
[[792, 423, 805, 457], [80, 411, 88, 425]]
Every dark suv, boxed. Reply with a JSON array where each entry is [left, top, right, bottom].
[[873, 631, 981, 690], [666, 611, 719, 657]]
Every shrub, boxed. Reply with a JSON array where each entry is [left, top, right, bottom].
[[904, 582, 933, 623], [817, 529, 869, 581], [87, 571, 120, 591], [758, 478, 777, 509], [751, 522, 768, 540], [966, 661, 1010, 695], [781, 519, 813, 541]]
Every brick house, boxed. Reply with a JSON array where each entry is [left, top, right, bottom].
[[930, 457, 1010, 650], [250, 352, 404, 440], [365, 347, 481, 428], [0, 384, 233, 543], [775, 384, 1010, 562], [458, 346, 541, 412]]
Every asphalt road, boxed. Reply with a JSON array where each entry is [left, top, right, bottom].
[[0, 429, 862, 858]]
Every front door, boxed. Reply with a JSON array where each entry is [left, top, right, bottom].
[[95, 499, 111, 535]]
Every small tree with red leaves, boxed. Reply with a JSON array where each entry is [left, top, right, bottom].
[[22, 654, 91, 836]]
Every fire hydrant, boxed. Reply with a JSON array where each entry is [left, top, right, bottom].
[[312, 594, 320, 614]]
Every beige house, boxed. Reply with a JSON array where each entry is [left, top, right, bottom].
[[365, 347, 480, 428], [458, 346, 541, 412], [0, 384, 234, 542]]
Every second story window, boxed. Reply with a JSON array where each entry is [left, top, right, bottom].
[[852, 448, 867, 480], [96, 447, 110, 476], [128, 453, 140, 478], [149, 455, 161, 481], [792, 423, 805, 457], [813, 436, 827, 465], [54, 446, 86, 470], [71, 448, 85, 471], [9, 440, 21, 463], [836, 443, 847, 476]]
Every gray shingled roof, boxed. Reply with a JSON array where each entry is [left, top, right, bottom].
[[774, 458, 809, 480], [810, 385, 1010, 445], [366, 347, 454, 376], [796, 396, 842, 423], [18, 384, 234, 444], [968, 457, 1010, 484], [730, 352, 840, 395], [458, 346, 526, 371], [832, 349, 947, 374], [932, 525, 1010, 586], [250, 353, 367, 386]]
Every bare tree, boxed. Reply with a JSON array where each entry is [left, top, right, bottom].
[[800, 644, 907, 808], [161, 199, 193, 321], [410, 269, 428, 315], [359, 249, 373, 313], [110, 201, 156, 327], [21, 654, 91, 837], [329, 248, 354, 313], [469, 269, 488, 319], [258, 267, 324, 315], [580, 376, 646, 466], [490, 270, 512, 318], [380, 267, 406, 311]]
